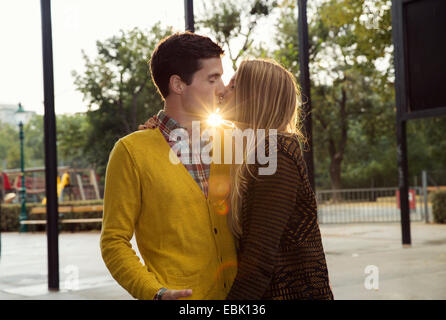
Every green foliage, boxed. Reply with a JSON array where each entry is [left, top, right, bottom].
[[342, 120, 398, 188], [196, 0, 445, 190], [407, 118, 446, 179], [24, 116, 45, 167], [273, 0, 395, 189], [0, 203, 42, 231], [72, 24, 173, 180], [2, 2, 444, 193], [0, 116, 45, 170], [431, 191, 446, 223], [273, 0, 299, 75], [0, 114, 91, 171], [57, 113, 91, 168], [0, 204, 28, 231], [0, 123, 14, 164], [197, 0, 277, 71]]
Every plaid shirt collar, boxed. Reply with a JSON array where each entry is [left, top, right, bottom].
[[155, 110, 186, 137]]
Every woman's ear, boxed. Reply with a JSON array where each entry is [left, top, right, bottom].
[[169, 75, 185, 95]]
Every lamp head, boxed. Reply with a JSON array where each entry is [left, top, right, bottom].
[[15, 103, 27, 125]]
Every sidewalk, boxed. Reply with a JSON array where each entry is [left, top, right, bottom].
[[0, 222, 445, 300], [321, 222, 446, 299]]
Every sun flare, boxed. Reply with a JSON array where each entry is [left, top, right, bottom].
[[207, 108, 235, 128], [207, 112, 223, 127]]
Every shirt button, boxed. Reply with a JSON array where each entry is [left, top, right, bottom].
[[214, 228, 218, 234]]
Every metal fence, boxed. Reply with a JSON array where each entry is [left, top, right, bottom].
[[315, 187, 427, 224]]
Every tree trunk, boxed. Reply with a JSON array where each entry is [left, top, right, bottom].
[[328, 87, 348, 202], [329, 155, 343, 202], [315, 85, 349, 201]]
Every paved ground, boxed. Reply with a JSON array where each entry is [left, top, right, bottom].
[[321, 222, 446, 299], [0, 221, 445, 300]]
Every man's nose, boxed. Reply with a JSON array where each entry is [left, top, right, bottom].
[[220, 86, 229, 98], [215, 79, 226, 97]]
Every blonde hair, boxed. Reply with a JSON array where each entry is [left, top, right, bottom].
[[228, 58, 306, 240]]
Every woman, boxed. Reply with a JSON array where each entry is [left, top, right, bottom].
[[222, 58, 333, 300]]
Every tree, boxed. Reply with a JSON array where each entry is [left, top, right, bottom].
[[196, 0, 277, 71], [57, 113, 91, 168], [406, 117, 446, 186], [0, 116, 45, 170], [0, 114, 93, 171], [73, 24, 173, 179], [273, 0, 395, 190], [0, 122, 18, 169], [23, 115, 45, 168]]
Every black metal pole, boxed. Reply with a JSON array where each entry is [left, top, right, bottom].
[[396, 121, 411, 245], [184, 0, 195, 32], [392, 0, 411, 246], [40, 0, 60, 290], [297, 0, 315, 192]]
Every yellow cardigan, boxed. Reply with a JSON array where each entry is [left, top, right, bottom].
[[100, 128, 237, 300]]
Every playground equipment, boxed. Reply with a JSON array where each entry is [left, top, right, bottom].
[[42, 171, 70, 204], [1, 167, 102, 203]]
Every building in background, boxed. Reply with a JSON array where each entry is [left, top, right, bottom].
[[0, 103, 36, 126]]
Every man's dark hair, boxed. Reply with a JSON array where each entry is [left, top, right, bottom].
[[150, 32, 224, 99]]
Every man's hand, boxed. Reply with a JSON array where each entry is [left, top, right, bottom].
[[161, 289, 193, 300]]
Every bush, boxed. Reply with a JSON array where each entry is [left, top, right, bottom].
[[0, 200, 103, 232], [431, 191, 446, 223]]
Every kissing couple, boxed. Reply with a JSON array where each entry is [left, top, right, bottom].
[[100, 32, 333, 300]]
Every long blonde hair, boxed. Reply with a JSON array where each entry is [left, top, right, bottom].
[[228, 58, 306, 240]]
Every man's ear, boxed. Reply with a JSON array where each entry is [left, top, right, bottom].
[[169, 75, 185, 95]]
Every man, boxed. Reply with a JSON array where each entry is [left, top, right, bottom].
[[100, 32, 237, 300]]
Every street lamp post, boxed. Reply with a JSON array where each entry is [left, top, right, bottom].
[[16, 103, 27, 232]]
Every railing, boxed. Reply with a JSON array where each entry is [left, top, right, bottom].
[[315, 187, 427, 224]]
